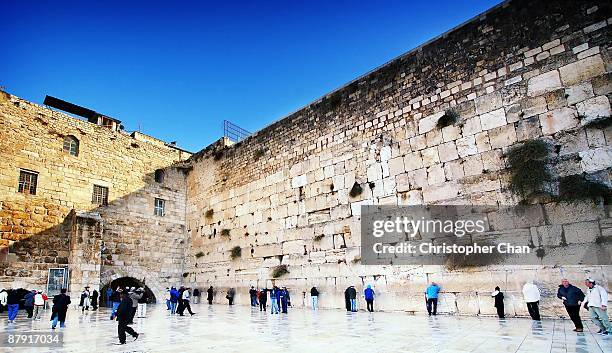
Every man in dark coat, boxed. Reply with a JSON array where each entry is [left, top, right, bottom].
[[24, 290, 36, 318], [348, 286, 357, 312], [207, 286, 214, 305], [344, 287, 351, 311], [249, 286, 257, 307], [259, 288, 268, 311], [51, 288, 71, 329], [491, 286, 505, 318], [557, 278, 585, 332], [91, 289, 99, 311], [280, 287, 290, 313], [116, 291, 139, 344]]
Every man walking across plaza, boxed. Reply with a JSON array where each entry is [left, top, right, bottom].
[[364, 285, 375, 312], [128, 287, 142, 324], [425, 282, 441, 316], [51, 288, 70, 329], [33, 290, 46, 320], [522, 281, 541, 321], [24, 289, 35, 318], [180, 287, 195, 316], [557, 279, 585, 332], [170, 287, 179, 314], [116, 291, 139, 344], [491, 286, 505, 319], [584, 278, 611, 335]]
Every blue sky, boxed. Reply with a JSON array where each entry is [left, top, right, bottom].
[[1, 0, 502, 152]]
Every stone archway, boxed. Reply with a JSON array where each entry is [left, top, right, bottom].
[[100, 276, 157, 306], [99, 266, 166, 305]]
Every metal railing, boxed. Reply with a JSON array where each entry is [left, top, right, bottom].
[[223, 120, 251, 142]]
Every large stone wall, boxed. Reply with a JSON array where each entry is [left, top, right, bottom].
[[0, 92, 190, 300], [184, 0, 612, 317]]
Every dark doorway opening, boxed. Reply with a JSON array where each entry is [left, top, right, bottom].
[[99, 277, 156, 307]]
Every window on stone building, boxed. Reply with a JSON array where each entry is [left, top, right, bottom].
[[154, 169, 164, 183], [18, 169, 38, 195], [63, 135, 79, 156], [154, 198, 165, 216], [92, 185, 109, 206]]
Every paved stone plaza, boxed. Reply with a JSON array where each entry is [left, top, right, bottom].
[[2, 304, 611, 353]]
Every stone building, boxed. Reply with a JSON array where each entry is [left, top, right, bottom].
[[1, 0, 611, 316]]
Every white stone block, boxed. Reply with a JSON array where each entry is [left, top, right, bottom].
[[527, 70, 562, 97], [438, 142, 459, 162], [421, 147, 440, 167], [291, 174, 307, 188], [367, 163, 383, 182], [565, 82, 594, 106], [418, 112, 444, 134], [539, 107, 578, 135], [576, 96, 611, 125], [403, 152, 423, 171], [579, 147, 612, 172], [559, 55, 605, 86], [422, 182, 459, 203], [480, 108, 507, 131], [456, 136, 478, 157]]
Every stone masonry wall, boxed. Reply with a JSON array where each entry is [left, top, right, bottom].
[[184, 0, 612, 317], [0, 92, 189, 300]]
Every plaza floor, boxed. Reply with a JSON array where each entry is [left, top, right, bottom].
[[1, 303, 611, 353]]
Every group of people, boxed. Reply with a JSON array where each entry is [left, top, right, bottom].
[[245, 285, 291, 314], [78, 287, 99, 311], [164, 286, 195, 316], [107, 286, 149, 322], [0, 288, 49, 322]]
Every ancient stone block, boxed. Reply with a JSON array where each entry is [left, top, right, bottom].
[[480, 108, 507, 131], [539, 107, 578, 134], [527, 70, 562, 97], [576, 96, 611, 125], [559, 55, 606, 86]]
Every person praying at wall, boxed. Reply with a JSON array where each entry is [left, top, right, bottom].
[[491, 286, 505, 319], [425, 282, 441, 316], [79, 286, 90, 312], [165, 287, 171, 310], [280, 287, 290, 313], [522, 281, 541, 321], [270, 286, 281, 314], [226, 288, 235, 306], [91, 289, 99, 311], [24, 289, 36, 318], [207, 286, 214, 305], [259, 287, 268, 311], [348, 286, 358, 312], [106, 287, 113, 308], [344, 287, 351, 312], [249, 286, 258, 307], [310, 286, 319, 310], [364, 285, 375, 312]]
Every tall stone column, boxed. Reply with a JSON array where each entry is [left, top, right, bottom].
[[67, 210, 103, 293]]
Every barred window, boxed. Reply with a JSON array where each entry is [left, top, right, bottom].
[[63, 135, 79, 156], [18, 170, 38, 195], [154, 198, 165, 217], [92, 185, 109, 206]]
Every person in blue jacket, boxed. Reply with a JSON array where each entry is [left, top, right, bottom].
[[106, 287, 113, 308], [24, 290, 36, 318], [425, 282, 441, 316], [169, 287, 179, 314], [557, 278, 585, 332], [280, 287, 290, 313], [270, 286, 281, 314], [364, 285, 375, 312]]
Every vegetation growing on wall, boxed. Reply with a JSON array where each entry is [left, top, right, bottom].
[[558, 174, 612, 202], [313, 234, 325, 242], [506, 139, 552, 199], [205, 209, 214, 219], [195, 251, 204, 258], [349, 182, 363, 198], [437, 109, 460, 128], [230, 246, 241, 260], [271, 265, 289, 278], [221, 229, 230, 237]]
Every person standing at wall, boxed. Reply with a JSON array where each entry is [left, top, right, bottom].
[[106, 287, 113, 308], [0, 289, 7, 314], [207, 286, 214, 305], [79, 287, 90, 312], [491, 286, 505, 319], [193, 288, 200, 304], [348, 286, 358, 312], [6, 289, 20, 323], [50, 288, 70, 329], [584, 278, 611, 335], [116, 291, 139, 344], [270, 286, 281, 314], [91, 289, 99, 311], [226, 288, 235, 305], [170, 287, 179, 314], [33, 290, 46, 320], [110, 288, 122, 320], [425, 282, 441, 316], [259, 287, 268, 311], [344, 287, 351, 312], [137, 288, 148, 318], [557, 279, 584, 332], [522, 281, 541, 321], [249, 286, 258, 307], [164, 288, 171, 310], [24, 289, 35, 318], [280, 287, 290, 313], [310, 286, 319, 310], [364, 285, 375, 312]]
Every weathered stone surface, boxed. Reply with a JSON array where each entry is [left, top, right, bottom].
[[539, 107, 578, 134], [527, 70, 562, 97], [559, 55, 606, 86], [576, 96, 611, 125]]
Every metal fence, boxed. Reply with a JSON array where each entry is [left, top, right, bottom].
[[223, 120, 251, 142]]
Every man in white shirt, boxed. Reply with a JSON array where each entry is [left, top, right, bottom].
[[33, 291, 45, 320], [585, 278, 611, 335], [522, 281, 541, 321]]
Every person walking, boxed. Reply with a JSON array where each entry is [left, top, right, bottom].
[[0, 289, 7, 314], [270, 286, 281, 314], [310, 286, 319, 310], [348, 286, 358, 312], [116, 291, 139, 344], [24, 290, 36, 318], [170, 287, 179, 314], [491, 286, 505, 319], [165, 288, 171, 310], [259, 288, 268, 311], [33, 290, 45, 320], [91, 289, 99, 311], [137, 288, 147, 318], [522, 281, 541, 321], [128, 288, 142, 324], [50, 288, 70, 329], [180, 288, 195, 316], [280, 287, 290, 314], [226, 288, 235, 306], [79, 287, 90, 312], [425, 282, 441, 316], [110, 288, 122, 320], [249, 286, 258, 307], [106, 287, 113, 308], [7, 289, 21, 323], [364, 285, 375, 312], [557, 279, 584, 332], [207, 286, 214, 305], [584, 278, 611, 335], [193, 288, 200, 304]]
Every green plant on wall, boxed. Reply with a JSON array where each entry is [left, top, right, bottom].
[[221, 229, 230, 237], [271, 264, 289, 278], [506, 139, 552, 199], [205, 209, 214, 219], [437, 109, 460, 129], [195, 251, 204, 258], [558, 174, 612, 202], [230, 246, 241, 260], [349, 182, 363, 198]]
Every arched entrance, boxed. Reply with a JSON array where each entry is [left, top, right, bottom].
[[99, 276, 157, 307]]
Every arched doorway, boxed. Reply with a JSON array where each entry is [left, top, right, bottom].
[[100, 276, 157, 307]]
